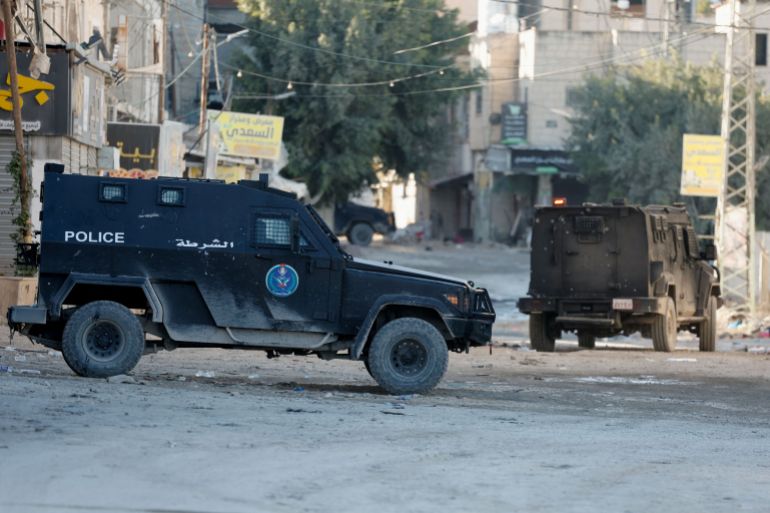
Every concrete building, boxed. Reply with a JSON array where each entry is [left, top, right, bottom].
[[432, 0, 770, 244], [0, 1, 116, 273]]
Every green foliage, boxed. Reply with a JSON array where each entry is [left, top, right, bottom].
[[6, 151, 31, 244], [233, 0, 479, 203], [5, 151, 34, 276], [566, 57, 770, 228]]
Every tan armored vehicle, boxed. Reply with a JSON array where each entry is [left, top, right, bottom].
[[517, 201, 721, 352]]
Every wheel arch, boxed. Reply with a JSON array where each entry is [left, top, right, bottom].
[[51, 273, 163, 323], [351, 295, 454, 360]]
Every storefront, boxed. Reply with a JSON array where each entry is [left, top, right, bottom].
[[0, 44, 110, 274], [478, 146, 587, 244]]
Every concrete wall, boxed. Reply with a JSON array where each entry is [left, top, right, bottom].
[[469, 32, 519, 151]]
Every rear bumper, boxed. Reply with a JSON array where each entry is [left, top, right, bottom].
[[517, 296, 666, 327]]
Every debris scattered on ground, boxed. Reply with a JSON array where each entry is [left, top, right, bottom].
[[107, 375, 138, 384], [286, 408, 321, 414], [4, 346, 16, 352], [746, 346, 769, 354], [667, 358, 697, 363], [247, 374, 260, 379], [380, 410, 406, 416], [13, 355, 26, 363], [194, 371, 216, 378]]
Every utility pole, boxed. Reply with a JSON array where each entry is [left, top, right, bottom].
[[662, 0, 684, 56], [158, 0, 166, 123], [2, 0, 31, 242], [717, 0, 757, 318], [198, 22, 210, 135]]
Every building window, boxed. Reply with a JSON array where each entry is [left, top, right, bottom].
[[565, 87, 580, 108], [476, 90, 483, 115], [611, 0, 644, 18], [757, 33, 768, 66], [546, 119, 558, 128]]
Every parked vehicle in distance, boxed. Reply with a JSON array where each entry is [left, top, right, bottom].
[[518, 200, 720, 352], [334, 202, 396, 246], [8, 170, 495, 394]]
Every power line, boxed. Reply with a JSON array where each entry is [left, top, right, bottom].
[[232, 23, 718, 100], [489, 0, 770, 31], [167, 0, 448, 69], [393, 31, 474, 54], [224, 61, 450, 87]]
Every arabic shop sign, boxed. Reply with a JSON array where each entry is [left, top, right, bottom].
[[680, 134, 724, 197], [0, 49, 70, 134], [210, 110, 284, 160], [511, 149, 576, 174], [500, 102, 527, 146], [106, 122, 160, 171]]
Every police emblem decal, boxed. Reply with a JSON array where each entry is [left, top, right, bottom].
[[265, 263, 299, 297]]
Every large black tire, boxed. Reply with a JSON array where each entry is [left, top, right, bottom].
[[699, 295, 717, 352], [529, 313, 555, 352], [365, 318, 448, 395], [651, 297, 678, 352], [62, 301, 145, 378], [577, 333, 596, 349], [348, 222, 374, 246]]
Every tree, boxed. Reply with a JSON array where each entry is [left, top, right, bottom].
[[566, 57, 770, 229], [233, 0, 478, 203]]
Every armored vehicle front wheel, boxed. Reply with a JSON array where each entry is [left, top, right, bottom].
[[62, 301, 145, 378], [577, 333, 596, 349], [651, 297, 677, 352], [529, 313, 556, 352], [366, 317, 448, 395], [348, 222, 374, 246], [699, 295, 717, 352]]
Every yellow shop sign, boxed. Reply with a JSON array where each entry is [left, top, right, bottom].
[[210, 111, 284, 160]]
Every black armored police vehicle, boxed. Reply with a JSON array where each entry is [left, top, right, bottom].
[[517, 201, 720, 352], [8, 171, 495, 395]]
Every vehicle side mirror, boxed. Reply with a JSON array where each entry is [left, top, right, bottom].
[[702, 242, 717, 261], [290, 214, 300, 253]]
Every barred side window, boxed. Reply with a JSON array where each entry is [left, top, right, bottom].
[[254, 216, 291, 246]]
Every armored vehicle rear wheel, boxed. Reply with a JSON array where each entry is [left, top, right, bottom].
[[577, 333, 596, 349], [366, 317, 448, 395], [348, 222, 374, 246], [62, 301, 145, 378], [699, 295, 717, 352], [529, 313, 556, 352], [651, 297, 677, 352]]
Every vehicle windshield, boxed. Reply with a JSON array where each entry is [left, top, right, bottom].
[[305, 205, 352, 260]]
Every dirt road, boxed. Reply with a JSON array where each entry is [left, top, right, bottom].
[[2, 336, 770, 513], [3, 243, 770, 513]]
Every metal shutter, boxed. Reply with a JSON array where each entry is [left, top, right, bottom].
[[0, 136, 19, 275]]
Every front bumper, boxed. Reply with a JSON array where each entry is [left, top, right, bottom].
[[446, 314, 495, 345], [446, 288, 496, 345]]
